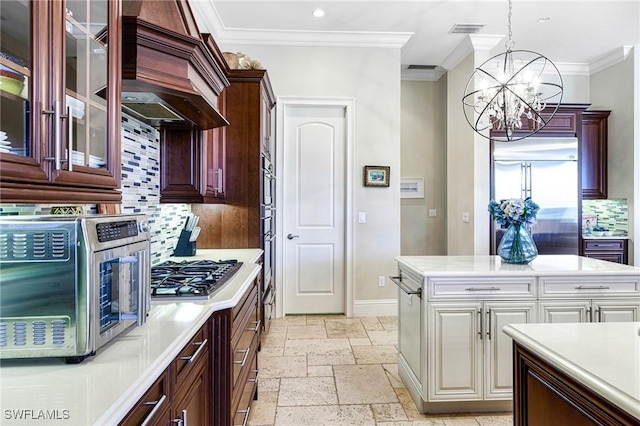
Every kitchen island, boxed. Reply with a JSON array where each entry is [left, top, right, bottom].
[[0, 249, 262, 426], [394, 255, 640, 414], [504, 321, 640, 425]]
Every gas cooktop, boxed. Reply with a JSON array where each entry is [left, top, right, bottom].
[[150, 259, 243, 300]]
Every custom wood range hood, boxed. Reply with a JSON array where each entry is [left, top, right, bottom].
[[121, 0, 229, 129]]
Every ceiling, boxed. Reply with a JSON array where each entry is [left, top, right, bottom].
[[203, 0, 640, 76]]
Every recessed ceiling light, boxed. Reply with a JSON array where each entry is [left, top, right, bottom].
[[312, 9, 325, 18]]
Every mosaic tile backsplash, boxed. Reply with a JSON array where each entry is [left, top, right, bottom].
[[0, 114, 192, 265], [582, 199, 628, 235]]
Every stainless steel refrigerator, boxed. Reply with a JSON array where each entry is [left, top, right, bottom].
[[492, 137, 579, 255]]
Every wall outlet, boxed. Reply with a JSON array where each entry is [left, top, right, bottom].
[[429, 209, 437, 217], [378, 276, 385, 287]]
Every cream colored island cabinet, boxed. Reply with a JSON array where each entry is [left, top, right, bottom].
[[393, 255, 640, 414]]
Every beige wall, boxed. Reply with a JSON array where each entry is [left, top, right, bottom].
[[218, 43, 402, 309], [400, 79, 447, 255], [590, 48, 636, 263]]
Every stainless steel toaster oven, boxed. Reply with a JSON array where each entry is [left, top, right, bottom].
[[0, 214, 150, 363]]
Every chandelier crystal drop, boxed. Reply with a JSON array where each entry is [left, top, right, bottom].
[[462, 0, 563, 141]]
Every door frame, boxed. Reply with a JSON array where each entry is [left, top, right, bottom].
[[275, 97, 356, 317]]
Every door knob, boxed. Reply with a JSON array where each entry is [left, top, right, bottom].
[[287, 233, 299, 240]]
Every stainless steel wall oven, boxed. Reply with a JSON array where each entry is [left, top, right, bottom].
[[261, 155, 276, 332]]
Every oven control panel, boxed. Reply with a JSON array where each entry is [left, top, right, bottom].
[[96, 220, 139, 242]]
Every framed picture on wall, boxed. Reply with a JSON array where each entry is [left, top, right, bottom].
[[363, 166, 390, 187]]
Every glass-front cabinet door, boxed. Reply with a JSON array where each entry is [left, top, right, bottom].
[[0, 0, 31, 159], [0, 0, 121, 203]]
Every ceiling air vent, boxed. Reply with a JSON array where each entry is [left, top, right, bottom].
[[407, 65, 437, 70], [449, 23, 486, 34]]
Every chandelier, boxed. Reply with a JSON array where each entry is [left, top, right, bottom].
[[462, 0, 563, 141]]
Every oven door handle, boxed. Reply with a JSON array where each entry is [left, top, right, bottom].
[[107, 256, 139, 264]]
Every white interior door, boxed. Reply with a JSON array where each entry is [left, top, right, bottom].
[[282, 104, 346, 314]]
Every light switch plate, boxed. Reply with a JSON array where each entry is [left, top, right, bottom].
[[429, 209, 437, 217], [358, 212, 366, 223]]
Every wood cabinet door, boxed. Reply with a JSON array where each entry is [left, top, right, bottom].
[[172, 363, 211, 425], [539, 300, 591, 323], [427, 302, 483, 401], [593, 299, 640, 322], [581, 111, 610, 199], [483, 302, 536, 400]]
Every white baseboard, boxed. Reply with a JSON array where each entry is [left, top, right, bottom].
[[353, 299, 398, 317]]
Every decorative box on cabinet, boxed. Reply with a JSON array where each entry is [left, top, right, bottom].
[[119, 322, 210, 426], [0, 0, 122, 203], [581, 238, 628, 264], [210, 277, 260, 426], [581, 110, 610, 199]]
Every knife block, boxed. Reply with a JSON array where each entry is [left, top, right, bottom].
[[173, 230, 196, 256]]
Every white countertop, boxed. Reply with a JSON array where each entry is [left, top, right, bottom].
[[503, 322, 640, 421], [0, 249, 263, 426], [582, 235, 630, 240], [395, 255, 640, 277]]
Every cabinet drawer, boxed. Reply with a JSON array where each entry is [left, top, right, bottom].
[[233, 351, 258, 426], [174, 322, 209, 390], [539, 276, 640, 298], [232, 314, 259, 390], [584, 240, 625, 251], [119, 371, 170, 426], [427, 277, 536, 300]]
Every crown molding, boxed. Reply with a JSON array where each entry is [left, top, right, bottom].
[[440, 34, 503, 71], [589, 46, 633, 75], [190, 1, 412, 49]]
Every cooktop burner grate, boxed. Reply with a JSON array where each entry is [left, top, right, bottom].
[[150, 259, 243, 299]]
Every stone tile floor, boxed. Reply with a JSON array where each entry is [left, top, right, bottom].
[[248, 315, 513, 426]]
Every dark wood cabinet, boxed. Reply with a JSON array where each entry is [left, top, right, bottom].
[[0, 0, 122, 203], [513, 343, 637, 425], [172, 325, 210, 426], [211, 278, 260, 426], [581, 110, 610, 199], [582, 238, 628, 264], [118, 371, 172, 426], [120, 322, 210, 426]]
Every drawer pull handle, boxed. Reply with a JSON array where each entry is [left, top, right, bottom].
[[575, 285, 610, 290], [389, 276, 422, 297], [592, 243, 618, 247], [465, 287, 501, 291], [172, 409, 187, 426], [248, 369, 259, 383], [180, 339, 208, 364], [140, 394, 168, 426], [237, 407, 251, 426], [234, 348, 250, 367], [247, 320, 261, 333]]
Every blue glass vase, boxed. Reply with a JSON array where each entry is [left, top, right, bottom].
[[497, 223, 538, 264]]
